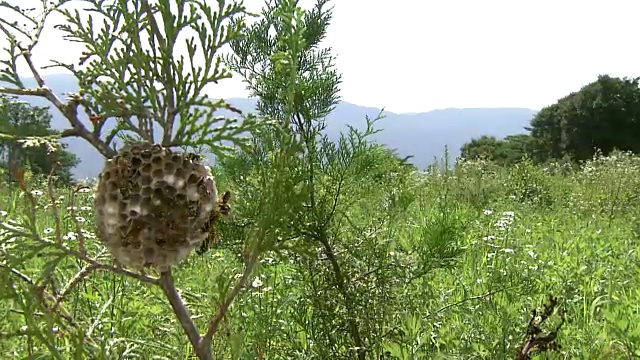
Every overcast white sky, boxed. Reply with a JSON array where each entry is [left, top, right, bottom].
[[4, 0, 640, 113]]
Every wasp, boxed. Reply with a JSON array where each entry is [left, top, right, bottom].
[[113, 155, 138, 198], [185, 152, 202, 162], [196, 191, 232, 255], [120, 217, 146, 247]]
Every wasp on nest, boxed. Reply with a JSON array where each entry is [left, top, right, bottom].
[[196, 190, 232, 255]]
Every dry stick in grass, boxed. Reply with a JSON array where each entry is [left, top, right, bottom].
[[516, 295, 565, 360]]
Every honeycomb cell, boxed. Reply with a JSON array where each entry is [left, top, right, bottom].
[[93, 141, 218, 272]]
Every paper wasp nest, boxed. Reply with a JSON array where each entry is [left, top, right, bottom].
[[93, 142, 217, 272]]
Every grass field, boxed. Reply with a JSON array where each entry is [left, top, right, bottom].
[[1, 151, 640, 359]]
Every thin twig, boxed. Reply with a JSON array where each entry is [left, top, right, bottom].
[[46, 162, 64, 246], [0, 86, 48, 96], [140, 0, 177, 145], [0, 224, 160, 284], [203, 250, 259, 345], [1, 264, 78, 328], [53, 263, 99, 310], [427, 287, 515, 319], [41, 237, 159, 283]]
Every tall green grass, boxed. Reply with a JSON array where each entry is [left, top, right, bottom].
[[1, 151, 639, 359]]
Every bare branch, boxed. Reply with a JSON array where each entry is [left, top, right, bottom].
[[516, 295, 565, 359], [0, 86, 48, 96]]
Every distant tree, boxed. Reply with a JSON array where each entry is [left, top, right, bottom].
[[528, 74, 640, 162], [501, 134, 535, 164], [460, 134, 533, 166], [460, 135, 505, 162], [0, 95, 79, 185]]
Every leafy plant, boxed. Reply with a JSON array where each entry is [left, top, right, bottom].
[[223, 1, 466, 358]]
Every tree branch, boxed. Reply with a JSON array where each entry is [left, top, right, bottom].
[[0, 86, 48, 96], [316, 231, 366, 360], [53, 263, 98, 311], [0, 225, 161, 285], [158, 269, 210, 360], [0, 21, 117, 159], [139, 0, 177, 145]]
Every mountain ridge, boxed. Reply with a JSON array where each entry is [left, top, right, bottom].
[[4, 74, 537, 179]]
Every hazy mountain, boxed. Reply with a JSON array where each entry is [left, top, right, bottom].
[[7, 74, 536, 179]]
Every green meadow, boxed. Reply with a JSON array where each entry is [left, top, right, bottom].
[[1, 151, 639, 359]]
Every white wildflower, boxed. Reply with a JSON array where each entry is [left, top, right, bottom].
[[80, 230, 96, 239], [260, 257, 276, 264], [251, 278, 263, 288]]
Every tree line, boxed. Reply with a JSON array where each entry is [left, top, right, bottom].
[[4, 73, 639, 184], [461, 74, 640, 165]]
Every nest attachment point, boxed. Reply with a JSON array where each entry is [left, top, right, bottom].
[[93, 142, 218, 272]]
